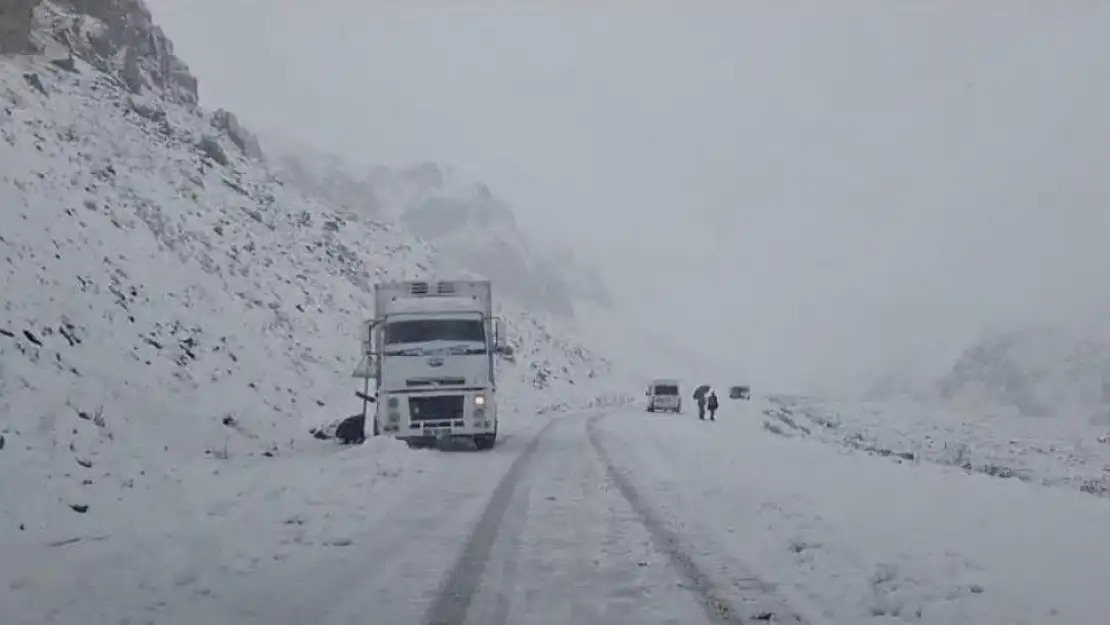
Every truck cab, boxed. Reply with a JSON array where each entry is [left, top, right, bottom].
[[646, 379, 682, 413], [353, 280, 513, 450]]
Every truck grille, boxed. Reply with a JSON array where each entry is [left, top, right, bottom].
[[407, 378, 466, 387], [409, 395, 465, 421]]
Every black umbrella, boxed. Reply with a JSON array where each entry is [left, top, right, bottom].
[[693, 384, 711, 400]]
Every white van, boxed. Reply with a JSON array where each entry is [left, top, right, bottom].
[[646, 379, 682, 413]]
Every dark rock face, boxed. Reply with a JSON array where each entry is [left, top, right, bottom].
[[19, 1, 263, 161], [0, 0, 44, 54], [47, 0, 198, 105], [212, 108, 264, 161], [937, 326, 1110, 419]]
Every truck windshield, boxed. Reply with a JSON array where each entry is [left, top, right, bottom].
[[652, 385, 679, 395], [384, 319, 486, 344]]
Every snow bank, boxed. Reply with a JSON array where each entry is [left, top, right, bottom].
[[0, 432, 526, 625], [762, 394, 1110, 498]]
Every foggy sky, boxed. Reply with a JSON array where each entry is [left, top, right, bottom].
[[146, 0, 1110, 393]]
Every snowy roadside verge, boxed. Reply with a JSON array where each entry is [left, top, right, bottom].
[[593, 402, 1110, 625], [1, 437, 434, 623], [762, 394, 1110, 498]]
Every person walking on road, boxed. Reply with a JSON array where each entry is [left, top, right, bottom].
[[696, 392, 707, 420], [707, 390, 719, 421]]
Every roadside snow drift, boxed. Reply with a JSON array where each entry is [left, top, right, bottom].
[[762, 394, 1110, 499]]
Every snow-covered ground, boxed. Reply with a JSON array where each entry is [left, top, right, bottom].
[[10, 396, 1109, 625], [6, 4, 1109, 625], [761, 394, 1110, 499], [595, 400, 1110, 625]]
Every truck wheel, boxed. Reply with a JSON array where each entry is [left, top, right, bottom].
[[473, 434, 497, 450]]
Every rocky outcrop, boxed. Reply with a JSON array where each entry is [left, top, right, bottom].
[[0, 0, 43, 54], [42, 0, 197, 105], [936, 326, 1110, 421], [14, 1, 265, 161], [212, 108, 264, 161]]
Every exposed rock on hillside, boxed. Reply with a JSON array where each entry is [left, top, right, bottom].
[[863, 323, 1110, 424], [937, 326, 1110, 423], [37, 0, 196, 104], [211, 107, 262, 160], [0, 0, 43, 54]]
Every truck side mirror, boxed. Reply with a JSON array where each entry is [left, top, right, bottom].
[[496, 343, 514, 357]]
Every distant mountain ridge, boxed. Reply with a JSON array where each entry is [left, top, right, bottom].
[[260, 134, 612, 319], [864, 322, 1110, 424]]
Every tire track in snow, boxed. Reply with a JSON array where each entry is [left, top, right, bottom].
[[423, 417, 560, 625], [586, 414, 808, 625], [428, 412, 714, 625]]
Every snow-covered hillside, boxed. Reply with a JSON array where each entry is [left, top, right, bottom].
[[263, 135, 612, 318], [761, 393, 1110, 499], [0, 0, 628, 538], [863, 323, 1110, 425], [847, 324, 1110, 496], [937, 325, 1110, 422]]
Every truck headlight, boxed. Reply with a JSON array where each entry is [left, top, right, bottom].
[[473, 395, 486, 406]]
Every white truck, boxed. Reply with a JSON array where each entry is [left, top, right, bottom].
[[645, 378, 682, 413], [352, 280, 513, 450]]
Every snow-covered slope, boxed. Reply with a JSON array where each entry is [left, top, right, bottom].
[[262, 135, 612, 319], [811, 323, 1110, 499], [0, 0, 626, 536], [862, 323, 1110, 423], [760, 393, 1110, 499], [936, 325, 1110, 422]]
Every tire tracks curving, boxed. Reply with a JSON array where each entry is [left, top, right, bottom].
[[422, 417, 560, 625], [587, 414, 808, 625]]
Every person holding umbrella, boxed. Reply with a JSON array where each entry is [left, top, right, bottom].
[[693, 384, 711, 420]]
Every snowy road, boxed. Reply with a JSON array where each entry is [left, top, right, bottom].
[[3, 410, 784, 625], [7, 402, 1110, 625], [436, 413, 784, 625]]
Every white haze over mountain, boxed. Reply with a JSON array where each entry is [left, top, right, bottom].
[[147, 0, 1110, 395], [257, 132, 612, 320]]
